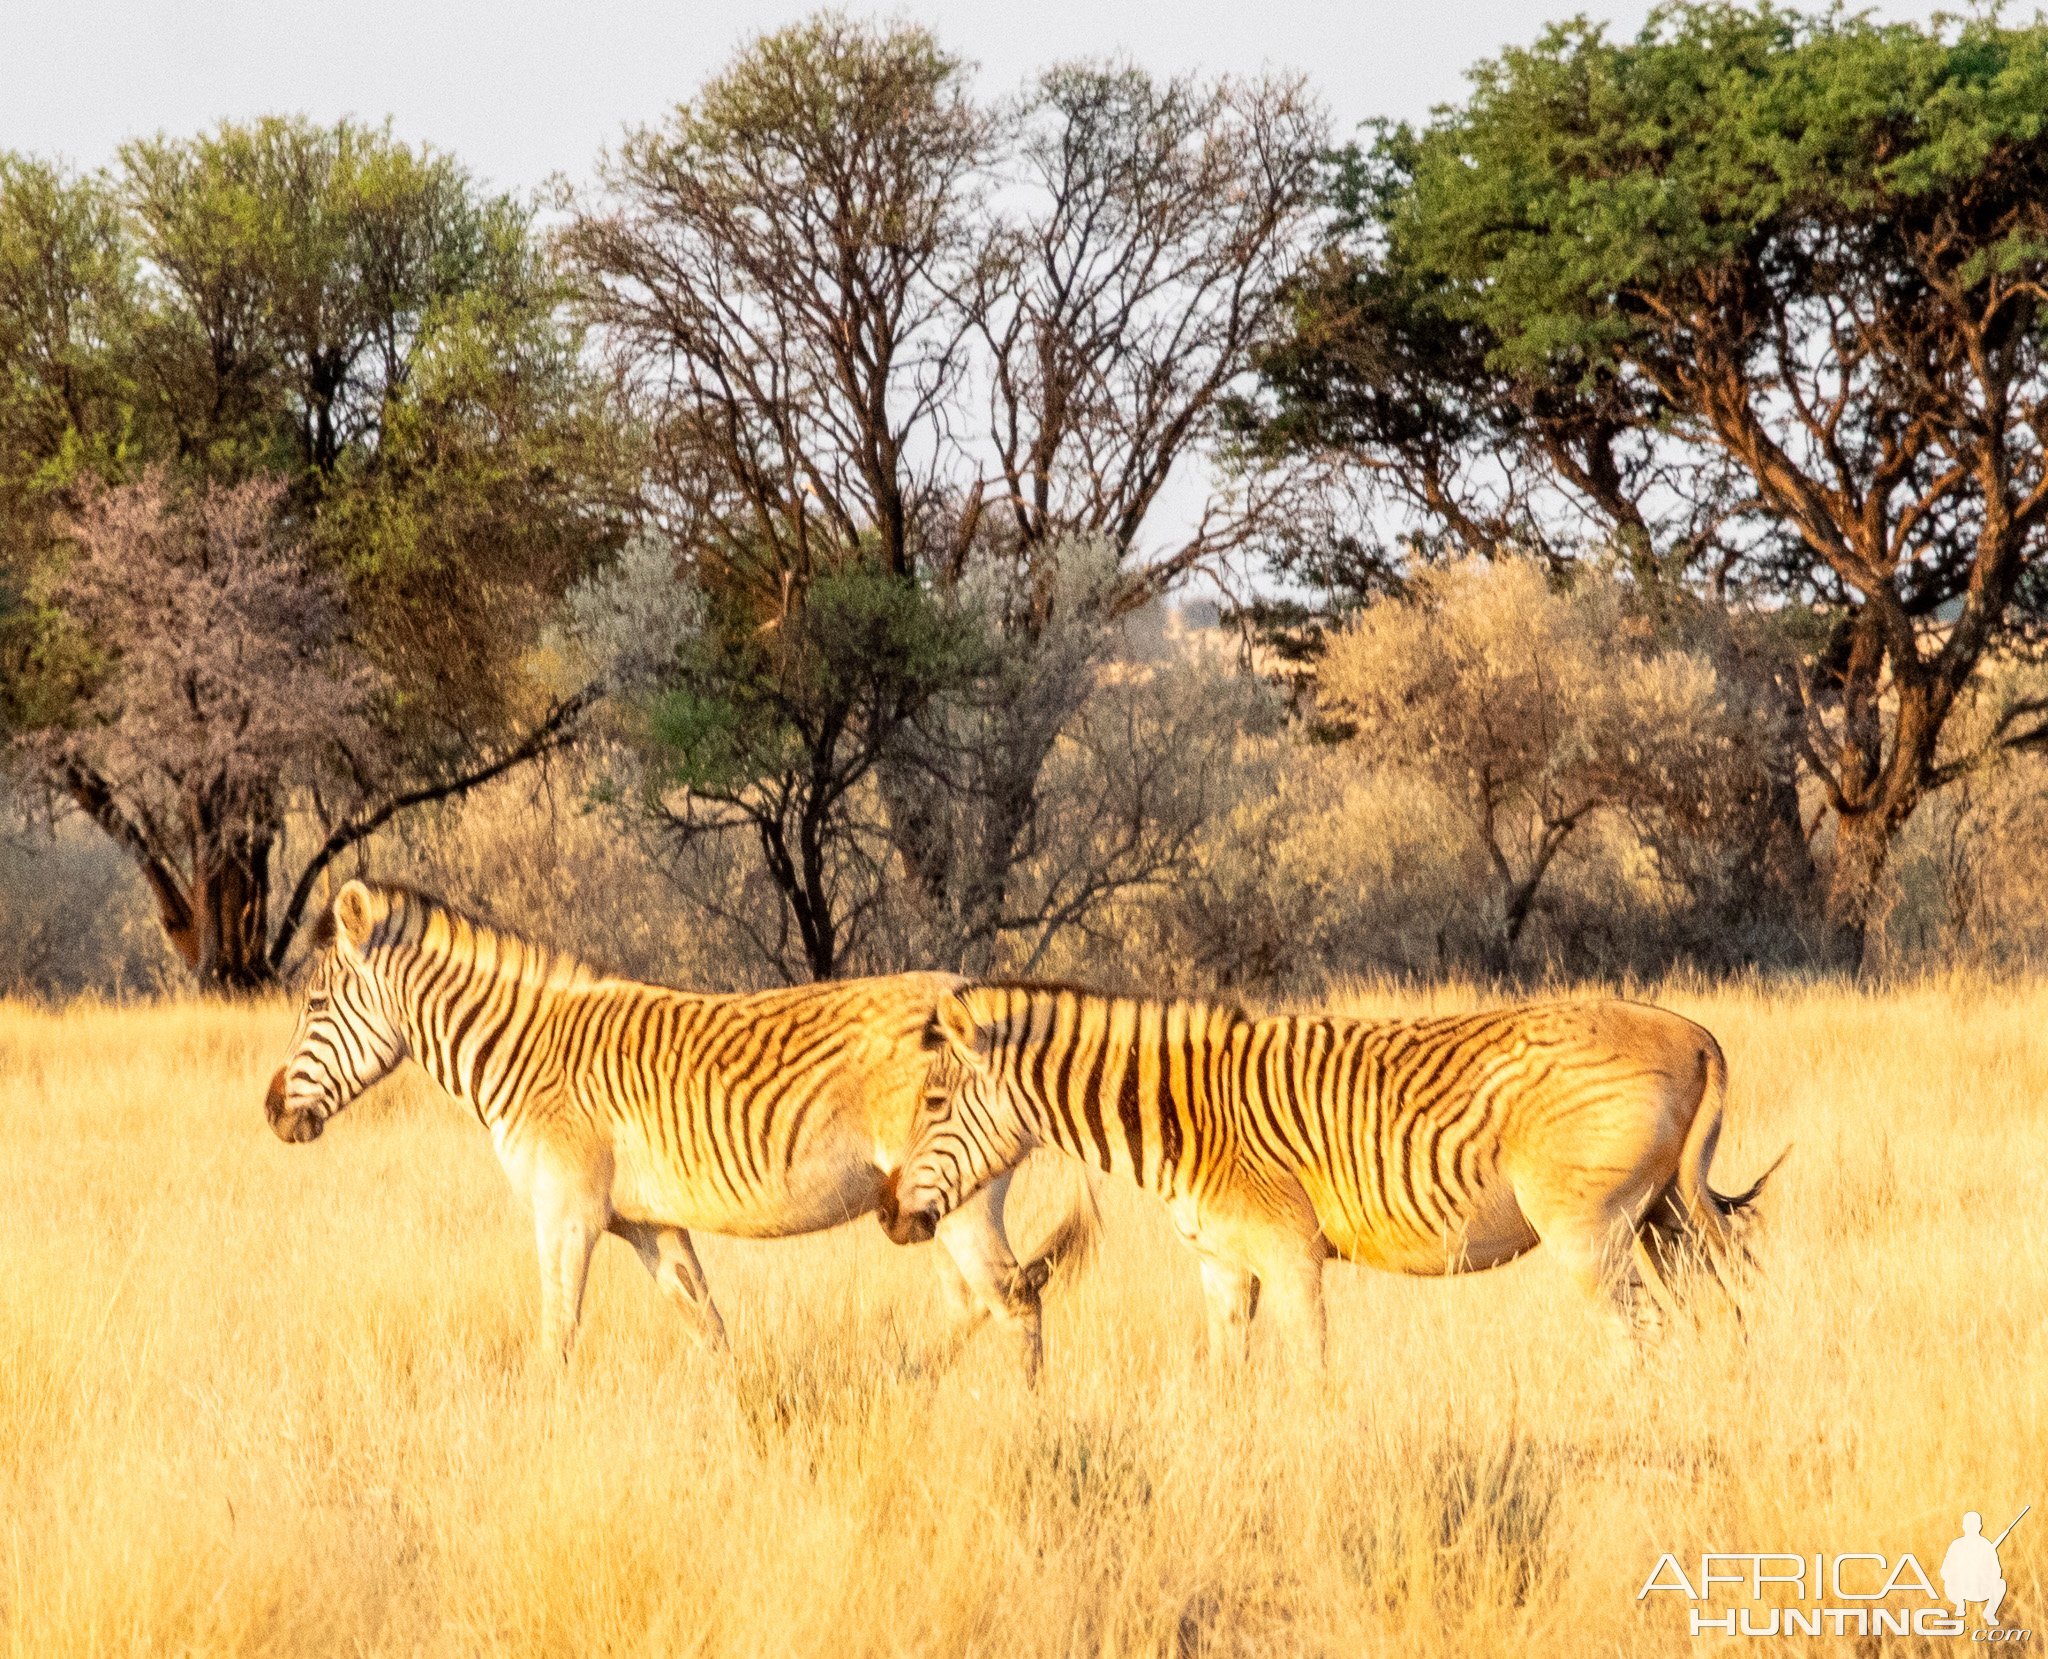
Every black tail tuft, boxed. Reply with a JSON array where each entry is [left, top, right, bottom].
[[1712, 1144, 1789, 1217]]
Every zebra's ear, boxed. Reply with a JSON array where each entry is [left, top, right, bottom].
[[332, 881, 375, 959], [924, 990, 993, 1066]]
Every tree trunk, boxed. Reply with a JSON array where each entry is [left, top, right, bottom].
[[1810, 661, 1943, 974], [949, 758, 1048, 977], [1749, 755, 1833, 965], [1816, 808, 1897, 975], [192, 830, 275, 991], [168, 788, 277, 991], [1477, 926, 1516, 982], [887, 756, 1047, 977], [150, 851, 275, 990], [754, 811, 839, 981], [58, 761, 281, 993]]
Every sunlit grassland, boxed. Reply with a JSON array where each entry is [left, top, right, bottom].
[[1, 979, 2042, 1657]]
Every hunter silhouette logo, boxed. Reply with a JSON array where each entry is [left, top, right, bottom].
[[1945, 1509, 2026, 1628]]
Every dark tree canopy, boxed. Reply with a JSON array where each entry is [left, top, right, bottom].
[[643, 556, 982, 981], [1255, 4, 2048, 964]]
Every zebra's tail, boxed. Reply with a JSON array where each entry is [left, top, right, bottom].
[[1664, 1036, 1787, 1285]]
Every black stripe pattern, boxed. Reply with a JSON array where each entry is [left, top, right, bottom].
[[904, 983, 1666, 1273]]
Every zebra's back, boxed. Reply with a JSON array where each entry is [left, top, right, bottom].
[[530, 971, 963, 1237], [1248, 1001, 1719, 1272]]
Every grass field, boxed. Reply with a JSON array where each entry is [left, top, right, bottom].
[[1, 977, 2042, 1657]]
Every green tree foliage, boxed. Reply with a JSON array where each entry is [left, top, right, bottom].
[[114, 119, 622, 735], [1256, 5, 2048, 965], [0, 119, 628, 987], [0, 157, 133, 727], [642, 555, 983, 980]]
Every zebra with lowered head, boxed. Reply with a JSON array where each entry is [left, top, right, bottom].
[[879, 981, 1777, 1366]]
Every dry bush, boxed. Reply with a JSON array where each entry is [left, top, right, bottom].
[[51, 473, 373, 809], [350, 760, 783, 991], [1315, 558, 1761, 973], [1075, 735, 1472, 991], [0, 781, 173, 996], [1873, 657, 2048, 972], [0, 980, 2039, 1656], [1088, 563, 1822, 993]]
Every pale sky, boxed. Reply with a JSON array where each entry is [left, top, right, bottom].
[[0, 0, 1948, 191]]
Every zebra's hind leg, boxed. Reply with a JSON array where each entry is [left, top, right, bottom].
[[1520, 1187, 1675, 1357], [932, 1171, 1044, 1385], [1641, 1192, 1748, 1337], [612, 1220, 729, 1353]]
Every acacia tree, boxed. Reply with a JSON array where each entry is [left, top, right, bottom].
[[565, 17, 1325, 976], [896, 64, 1325, 971], [562, 18, 989, 979], [1255, 6, 2048, 966], [0, 121, 626, 988], [642, 557, 981, 981]]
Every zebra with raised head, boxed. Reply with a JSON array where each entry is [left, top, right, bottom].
[[264, 881, 1092, 1371], [879, 983, 1777, 1366]]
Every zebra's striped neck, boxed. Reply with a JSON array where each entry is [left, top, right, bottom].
[[955, 984, 1250, 1195], [362, 892, 598, 1123]]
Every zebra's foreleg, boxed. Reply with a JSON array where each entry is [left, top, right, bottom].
[[611, 1220, 728, 1352], [533, 1207, 602, 1365], [1195, 1256, 1259, 1369], [527, 1151, 612, 1365], [932, 1171, 1045, 1385]]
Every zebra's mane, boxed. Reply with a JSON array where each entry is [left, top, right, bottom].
[[967, 979, 1252, 1029], [313, 881, 601, 991]]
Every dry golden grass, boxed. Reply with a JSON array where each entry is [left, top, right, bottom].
[[1, 978, 2043, 1657]]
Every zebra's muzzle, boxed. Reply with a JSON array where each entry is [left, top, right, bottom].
[[875, 1170, 938, 1246], [264, 1069, 324, 1143], [883, 1205, 938, 1246], [273, 1109, 324, 1143]]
